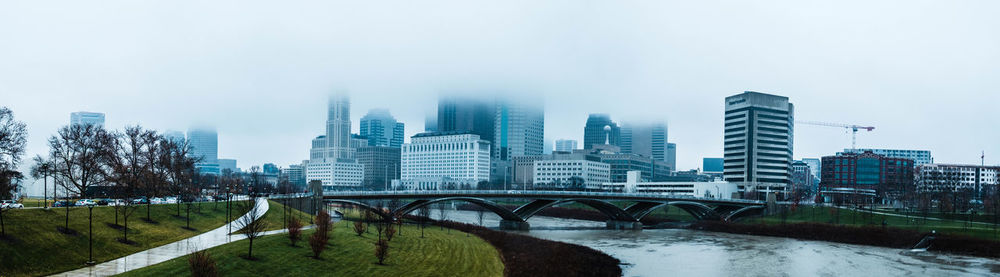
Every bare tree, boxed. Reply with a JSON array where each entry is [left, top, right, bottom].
[[161, 137, 199, 218], [309, 230, 327, 259], [188, 250, 218, 277], [98, 126, 157, 243], [353, 221, 366, 236], [374, 238, 389, 265], [237, 198, 267, 260], [417, 206, 430, 238], [287, 217, 303, 246], [49, 124, 106, 198], [437, 203, 448, 232], [0, 107, 26, 237], [30, 155, 55, 209]]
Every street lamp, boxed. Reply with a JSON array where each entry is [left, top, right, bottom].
[[86, 204, 96, 265]]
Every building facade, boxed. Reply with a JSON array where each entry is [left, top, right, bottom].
[[840, 148, 934, 166], [555, 139, 578, 152], [359, 109, 405, 148], [492, 100, 545, 182], [533, 159, 610, 189], [400, 132, 491, 190], [436, 96, 495, 144], [70, 111, 105, 127], [187, 126, 219, 175], [916, 164, 999, 195], [723, 91, 794, 196], [583, 114, 621, 150], [819, 151, 914, 203], [791, 160, 815, 199], [281, 164, 306, 188], [356, 146, 401, 190], [218, 159, 238, 174], [306, 162, 364, 191], [703, 158, 724, 174], [620, 122, 668, 162], [594, 171, 738, 199], [666, 143, 677, 172], [306, 93, 364, 190]]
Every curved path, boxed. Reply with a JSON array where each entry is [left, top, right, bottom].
[[52, 198, 271, 277]]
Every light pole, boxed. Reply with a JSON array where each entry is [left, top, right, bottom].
[[86, 204, 95, 265]]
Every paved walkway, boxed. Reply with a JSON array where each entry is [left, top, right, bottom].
[[53, 198, 272, 277]]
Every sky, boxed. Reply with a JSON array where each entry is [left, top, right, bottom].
[[2, 1, 999, 195]]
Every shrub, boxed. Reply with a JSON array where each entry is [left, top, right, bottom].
[[188, 250, 218, 277], [353, 221, 366, 236], [316, 210, 332, 234], [288, 217, 303, 246], [309, 231, 328, 259], [385, 223, 397, 241], [374, 239, 389, 265]]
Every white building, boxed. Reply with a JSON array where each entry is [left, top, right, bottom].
[[533, 159, 610, 188], [70, 111, 105, 127], [595, 171, 738, 199], [307, 162, 364, 191], [841, 148, 934, 166], [723, 91, 794, 195], [916, 164, 999, 194], [400, 132, 491, 190]]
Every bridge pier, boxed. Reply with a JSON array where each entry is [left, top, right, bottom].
[[606, 220, 643, 230], [499, 220, 530, 231]]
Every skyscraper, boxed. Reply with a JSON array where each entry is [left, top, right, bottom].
[[324, 93, 353, 160], [583, 114, 620, 149], [359, 109, 405, 148], [555, 139, 578, 152], [307, 93, 364, 190], [436, 96, 495, 144], [492, 100, 545, 182], [666, 143, 676, 172], [723, 91, 794, 196], [70, 111, 105, 127], [620, 122, 668, 162], [187, 126, 219, 175]]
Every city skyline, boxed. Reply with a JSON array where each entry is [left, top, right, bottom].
[[3, 1, 999, 179]]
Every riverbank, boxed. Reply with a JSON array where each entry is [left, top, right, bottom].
[[434, 219, 622, 277], [690, 221, 1000, 258]]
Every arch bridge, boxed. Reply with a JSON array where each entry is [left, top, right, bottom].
[[323, 190, 765, 230]]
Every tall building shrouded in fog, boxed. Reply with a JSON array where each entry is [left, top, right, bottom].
[[583, 114, 620, 150], [555, 139, 578, 152], [666, 143, 676, 172], [723, 91, 794, 196], [70, 111, 105, 127], [492, 100, 545, 181], [359, 109, 404, 148], [620, 122, 668, 163], [436, 96, 495, 144], [187, 126, 219, 175], [307, 93, 364, 190]]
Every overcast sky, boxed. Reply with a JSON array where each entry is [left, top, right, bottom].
[[3, 1, 999, 194]]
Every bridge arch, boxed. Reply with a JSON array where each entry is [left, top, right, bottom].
[[515, 198, 637, 222], [722, 206, 766, 222], [666, 201, 722, 221], [393, 197, 524, 222], [325, 199, 391, 219]]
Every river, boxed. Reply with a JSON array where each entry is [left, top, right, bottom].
[[430, 209, 1000, 277]]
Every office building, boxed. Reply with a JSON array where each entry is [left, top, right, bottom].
[[400, 132, 491, 190], [359, 109, 405, 148], [620, 122, 668, 162], [281, 164, 306, 188], [703, 158, 724, 174], [219, 159, 239, 174], [599, 152, 672, 183], [511, 155, 544, 186], [840, 148, 934, 166], [70, 111, 105, 127], [791, 161, 815, 198], [533, 159, 610, 189], [436, 96, 495, 143], [666, 143, 677, 172], [356, 146, 401, 190], [492, 100, 545, 182], [723, 91, 794, 196], [819, 151, 914, 203], [306, 93, 364, 190], [555, 139, 578, 152], [595, 171, 738, 199], [188, 126, 219, 175], [583, 114, 621, 149], [916, 164, 999, 195]]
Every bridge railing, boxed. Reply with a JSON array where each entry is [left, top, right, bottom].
[[312, 190, 764, 204]]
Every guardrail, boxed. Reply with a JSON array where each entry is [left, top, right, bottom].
[[301, 190, 764, 204]]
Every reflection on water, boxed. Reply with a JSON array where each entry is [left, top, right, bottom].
[[434, 209, 1000, 277]]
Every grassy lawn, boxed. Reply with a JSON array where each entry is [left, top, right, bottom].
[[119, 219, 504, 277], [256, 200, 314, 232], [755, 205, 1000, 241], [0, 201, 244, 276]]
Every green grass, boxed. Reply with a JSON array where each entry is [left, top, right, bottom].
[[756, 205, 1000, 241], [0, 201, 243, 276], [119, 219, 504, 277], [256, 200, 315, 232]]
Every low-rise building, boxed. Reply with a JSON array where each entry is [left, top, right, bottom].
[[916, 164, 999, 195], [399, 131, 491, 190], [594, 171, 738, 199], [819, 151, 914, 204], [533, 159, 610, 189], [306, 161, 364, 191]]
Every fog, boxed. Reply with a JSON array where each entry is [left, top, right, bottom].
[[2, 1, 999, 195]]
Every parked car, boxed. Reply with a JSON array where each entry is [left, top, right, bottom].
[[132, 197, 148, 205], [2, 200, 24, 209], [164, 197, 178, 204], [150, 197, 166, 204], [107, 199, 127, 206], [96, 199, 110, 206], [75, 199, 97, 206], [53, 200, 74, 207]]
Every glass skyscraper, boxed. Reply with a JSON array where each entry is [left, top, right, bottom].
[[359, 109, 404, 148], [70, 111, 105, 127], [583, 114, 620, 150], [187, 126, 219, 175]]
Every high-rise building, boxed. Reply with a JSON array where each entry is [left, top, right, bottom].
[[583, 114, 620, 150], [424, 111, 437, 132], [219, 159, 238, 174], [359, 109, 405, 148], [492, 100, 545, 182], [703, 158, 724, 173], [436, 96, 495, 143], [306, 93, 364, 190], [356, 146, 401, 190], [555, 139, 578, 152], [723, 91, 794, 196], [70, 111, 105, 127], [819, 151, 914, 203], [163, 130, 185, 143], [791, 160, 815, 198], [620, 122, 668, 162], [187, 126, 219, 175], [400, 132, 491, 190], [666, 143, 677, 172], [802, 158, 822, 185], [839, 148, 934, 166]]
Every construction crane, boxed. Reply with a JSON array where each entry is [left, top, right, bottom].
[[796, 121, 875, 150]]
